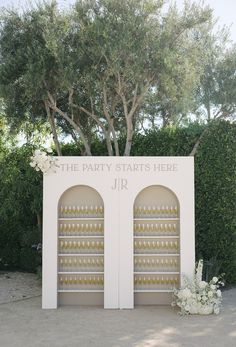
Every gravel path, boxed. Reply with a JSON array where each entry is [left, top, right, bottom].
[[0, 271, 41, 304], [0, 272, 235, 347]]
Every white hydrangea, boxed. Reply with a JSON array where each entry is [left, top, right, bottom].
[[172, 259, 224, 315], [30, 149, 59, 174], [208, 291, 213, 298], [216, 290, 222, 297], [199, 281, 207, 289]]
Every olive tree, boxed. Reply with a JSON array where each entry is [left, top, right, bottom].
[[0, 0, 212, 155]]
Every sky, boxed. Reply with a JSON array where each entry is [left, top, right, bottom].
[[0, 0, 236, 42]]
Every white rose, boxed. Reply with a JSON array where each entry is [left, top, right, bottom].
[[212, 277, 218, 283], [199, 281, 207, 289], [182, 288, 192, 299], [216, 290, 222, 297], [177, 290, 184, 299], [208, 291, 213, 298], [202, 295, 207, 302], [185, 305, 190, 312], [210, 284, 216, 290], [189, 305, 198, 315], [30, 161, 36, 167], [214, 306, 220, 315]]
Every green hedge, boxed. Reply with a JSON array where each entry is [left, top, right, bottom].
[[194, 122, 236, 283], [0, 145, 42, 272], [1, 121, 236, 283]]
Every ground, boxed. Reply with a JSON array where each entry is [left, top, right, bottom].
[[0, 272, 235, 347]]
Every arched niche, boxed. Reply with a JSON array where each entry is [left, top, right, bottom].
[[58, 185, 104, 210], [134, 185, 179, 213], [133, 185, 180, 306], [57, 185, 105, 306]]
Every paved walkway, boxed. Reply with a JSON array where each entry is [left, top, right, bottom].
[[0, 288, 235, 347]]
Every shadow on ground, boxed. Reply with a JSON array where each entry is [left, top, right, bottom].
[[0, 288, 235, 347]]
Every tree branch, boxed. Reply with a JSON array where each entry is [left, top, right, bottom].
[[44, 100, 62, 156], [47, 91, 92, 156], [102, 85, 120, 156]]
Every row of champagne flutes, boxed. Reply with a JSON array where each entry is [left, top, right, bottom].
[[59, 275, 104, 288], [134, 223, 177, 235], [134, 275, 179, 289], [59, 223, 103, 235], [134, 205, 178, 218], [134, 258, 178, 271], [60, 205, 104, 218], [134, 240, 178, 253], [59, 257, 104, 271], [60, 240, 104, 252]]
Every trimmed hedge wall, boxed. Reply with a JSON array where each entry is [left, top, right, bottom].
[[0, 145, 42, 272], [0, 121, 236, 283]]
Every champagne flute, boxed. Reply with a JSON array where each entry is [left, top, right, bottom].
[[59, 224, 63, 235], [64, 206, 68, 217], [99, 206, 103, 216], [81, 206, 84, 217], [174, 206, 178, 217], [165, 258, 169, 270], [64, 258, 68, 268], [152, 206, 156, 217], [165, 206, 169, 217], [59, 258, 63, 269], [68, 206, 72, 217], [165, 241, 169, 251]]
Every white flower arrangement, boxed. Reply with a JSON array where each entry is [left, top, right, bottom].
[[172, 259, 224, 315], [30, 149, 59, 174]]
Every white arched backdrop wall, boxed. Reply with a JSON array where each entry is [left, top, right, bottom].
[[42, 156, 194, 309]]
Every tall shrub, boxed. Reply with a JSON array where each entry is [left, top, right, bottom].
[[195, 121, 236, 283], [0, 145, 42, 271]]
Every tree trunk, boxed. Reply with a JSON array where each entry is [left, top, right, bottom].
[[104, 131, 114, 156], [124, 117, 134, 156], [47, 98, 92, 156], [206, 102, 211, 123], [111, 126, 120, 156], [189, 127, 208, 156], [44, 101, 62, 155]]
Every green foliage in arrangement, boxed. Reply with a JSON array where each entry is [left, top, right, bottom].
[[0, 121, 236, 283]]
